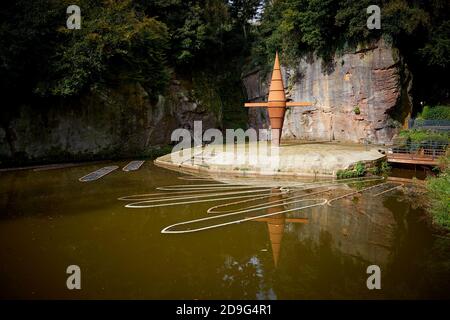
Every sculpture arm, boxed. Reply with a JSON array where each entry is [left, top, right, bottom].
[[244, 102, 269, 107], [286, 102, 313, 107]]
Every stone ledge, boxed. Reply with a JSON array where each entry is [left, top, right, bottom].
[[155, 142, 386, 178]]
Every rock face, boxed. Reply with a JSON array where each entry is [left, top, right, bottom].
[[243, 39, 412, 144], [0, 80, 220, 163]]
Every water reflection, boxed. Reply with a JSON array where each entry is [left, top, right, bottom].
[[0, 163, 448, 299], [253, 189, 308, 268]]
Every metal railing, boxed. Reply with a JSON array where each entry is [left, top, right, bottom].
[[409, 119, 450, 130], [388, 140, 448, 161]]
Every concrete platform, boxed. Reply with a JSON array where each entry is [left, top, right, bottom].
[[154, 141, 386, 177]]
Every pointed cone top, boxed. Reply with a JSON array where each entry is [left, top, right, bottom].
[[273, 51, 280, 70], [268, 51, 285, 102], [268, 220, 284, 268]]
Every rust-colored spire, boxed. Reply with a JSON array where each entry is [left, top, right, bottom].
[[267, 51, 286, 146], [274, 51, 280, 68], [251, 188, 308, 268], [244, 52, 312, 146], [268, 52, 284, 95], [267, 215, 285, 268]]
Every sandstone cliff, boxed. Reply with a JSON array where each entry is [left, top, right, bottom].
[[243, 39, 412, 144], [0, 80, 220, 164], [0, 39, 412, 165]]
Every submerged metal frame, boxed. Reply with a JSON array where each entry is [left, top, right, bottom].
[[118, 176, 406, 234]]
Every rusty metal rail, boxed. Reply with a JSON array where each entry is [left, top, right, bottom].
[[387, 141, 448, 165]]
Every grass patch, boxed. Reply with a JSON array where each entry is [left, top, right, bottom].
[[418, 105, 450, 120], [398, 129, 449, 143], [426, 151, 450, 229], [337, 160, 390, 179], [336, 161, 366, 179]]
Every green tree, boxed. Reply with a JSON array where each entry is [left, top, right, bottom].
[[251, 0, 449, 105], [39, 0, 169, 98]]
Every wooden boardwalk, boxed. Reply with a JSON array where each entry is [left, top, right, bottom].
[[387, 140, 447, 166], [387, 153, 439, 165]]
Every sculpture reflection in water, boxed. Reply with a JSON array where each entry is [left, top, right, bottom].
[[251, 188, 308, 268], [119, 175, 404, 267]]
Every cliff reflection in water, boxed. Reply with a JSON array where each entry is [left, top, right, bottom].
[[0, 164, 448, 299], [218, 184, 449, 299], [243, 186, 395, 269]]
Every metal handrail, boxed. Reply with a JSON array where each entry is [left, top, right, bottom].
[[410, 119, 450, 128], [388, 140, 448, 160]]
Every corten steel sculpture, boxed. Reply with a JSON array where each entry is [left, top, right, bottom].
[[244, 52, 312, 146]]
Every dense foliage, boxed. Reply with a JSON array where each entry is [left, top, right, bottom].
[[336, 161, 366, 179], [251, 0, 449, 106], [0, 0, 259, 123], [337, 160, 391, 179], [418, 105, 450, 121], [252, 0, 448, 65], [46, 1, 169, 97], [1, 0, 171, 106], [399, 129, 449, 143], [0, 0, 448, 124], [427, 151, 450, 228]]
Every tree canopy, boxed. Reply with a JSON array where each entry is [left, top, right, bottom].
[[251, 0, 449, 105], [0, 0, 448, 116], [253, 0, 448, 65]]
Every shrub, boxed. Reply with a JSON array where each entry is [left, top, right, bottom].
[[413, 118, 425, 126], [336, 161, 366, 179], [426, 171, 450, 228], [367, 160, 390, 176], [36, 1, 170, 98], [426, 150, 450, 229], [380, 160, 391, 174], [421, 105, 450, 120], [399, 129, 449, 143], [336, 169, 357, 179], [354, 161, 366, 176]]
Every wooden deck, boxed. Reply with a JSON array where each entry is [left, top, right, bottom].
[[387, 140, 447, 166], [387, 153, 439, 165]]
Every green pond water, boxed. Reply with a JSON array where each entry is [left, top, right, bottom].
[[0, 162, 449, 299]]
